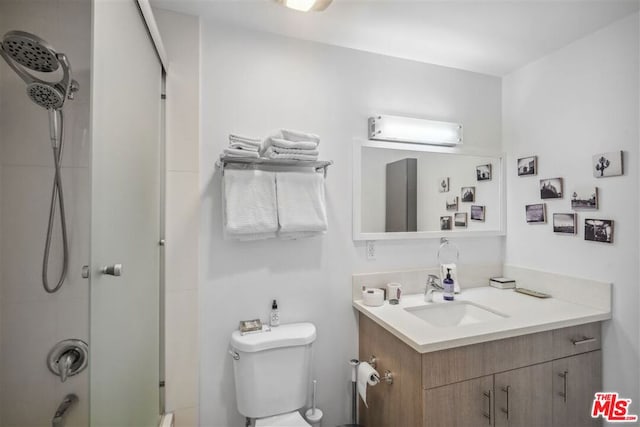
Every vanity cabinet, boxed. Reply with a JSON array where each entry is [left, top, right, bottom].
[[359, 313, 602, 427]]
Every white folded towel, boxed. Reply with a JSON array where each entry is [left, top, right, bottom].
[[224, 170, 278, 237], [276, 172, 327, 233], [265, 146, 319, 156], [223, 147, 260, 158], [229, 133, 262, 146], [264, 147, 318, 161], [263, 137, 318, 152], [229, 141, 260, 152], [281, 129, 320, 144]]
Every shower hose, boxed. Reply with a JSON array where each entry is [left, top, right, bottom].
[[42, 108, 69, 293]]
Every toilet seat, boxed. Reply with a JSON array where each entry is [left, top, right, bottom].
[[255, 411, 310, 427]]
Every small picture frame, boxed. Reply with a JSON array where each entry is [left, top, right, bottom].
[[553, 213, 577, 234], [571, 187, 598, 210], [470, 205, 485, 222], [446, 196, 459, 211], [593, 151, 623, 178], [540, 178, 563, 199], [476, 164, 492, 181], [461, 186, 475, 202], [517, 156, 537, 176], [440, 216, 452, 231], [526, 203, 546, 224], [438, 177, 450, 193], [585, 219, 614, 243], [454, 212, 468, 228]]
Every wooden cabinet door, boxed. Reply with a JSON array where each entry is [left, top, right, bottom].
[[553, 351, 602, 427], [495, 363, 553, 427], [424, 375, 494, 427]]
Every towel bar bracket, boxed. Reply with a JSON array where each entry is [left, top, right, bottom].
[[217, 156, 333, 178]]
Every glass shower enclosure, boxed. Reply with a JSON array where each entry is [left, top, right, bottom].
[[0, 0, 164, 425]]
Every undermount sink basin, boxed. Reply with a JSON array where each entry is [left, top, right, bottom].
[[405, 301, 508, 328]]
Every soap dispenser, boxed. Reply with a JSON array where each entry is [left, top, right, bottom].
[[270, 300, 280, 327], [443, 269, 455, 301]]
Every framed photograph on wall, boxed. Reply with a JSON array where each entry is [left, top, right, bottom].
[[585, 219, 614, 243], [526, 203, 546, 224], [540, 178, 563, 199], [476, 164, 492, 181], [517, 156, 537, 176], [470, 205, 485, 222], [593, 151, 623, 178], [553, 213, 577, 234], [438, 177, 450, 193], [571, 187, 598, 210], [461, 186, 475, 202], [446, 196, 459, 211], [440, 216, 452, 230], [454, 212, 468, 228]]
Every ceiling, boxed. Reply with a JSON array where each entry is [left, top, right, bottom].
[[150, 0, 640, 76]]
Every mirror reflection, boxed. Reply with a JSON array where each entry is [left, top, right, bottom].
[[359, 145, 502, 234]]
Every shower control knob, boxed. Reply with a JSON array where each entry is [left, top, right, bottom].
[[101, 264, 123, 276]]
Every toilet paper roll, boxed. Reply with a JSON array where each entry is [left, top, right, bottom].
[[357, 362, 380, 407], [362, 288, 384, 307]]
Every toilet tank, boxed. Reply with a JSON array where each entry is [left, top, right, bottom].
[[230, 322, 316, 419]]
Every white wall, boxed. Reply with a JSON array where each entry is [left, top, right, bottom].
[[154, 8, 201, 427], [0, 1, 91, 425], [503, 12, 640, 407], [199, 22, 503, 426]]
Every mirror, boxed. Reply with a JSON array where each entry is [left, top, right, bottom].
[[353, 140, 505, 240]]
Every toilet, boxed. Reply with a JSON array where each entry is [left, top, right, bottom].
[[230, 322, 317, 427]]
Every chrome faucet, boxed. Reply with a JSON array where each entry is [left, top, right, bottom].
[[425, 274, 443, 302]]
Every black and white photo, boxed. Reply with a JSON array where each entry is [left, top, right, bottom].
[[517, 156, 537, 176], [593, 151, 623, 178], [438, 177, 450, 193], [470, 205, 485, 222], [461, 186, 475, 202], [571, 187, 598, 210], [526, 203, 546, 223], [454, 212, 467, 227], [440, 216, 452, 230], [540, 178, 563, 199], [553, 213, 577, 234], [446, 196, 458, 211], [476, 164, 492, 181], [585, 219, 614, 243]]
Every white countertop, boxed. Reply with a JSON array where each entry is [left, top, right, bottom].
[[353, 286, 611, 353]]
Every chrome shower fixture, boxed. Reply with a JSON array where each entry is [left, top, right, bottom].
[[0, 31, 79, 114], [0, 31, 79, 294]]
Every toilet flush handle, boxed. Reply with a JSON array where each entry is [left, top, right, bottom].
[[229, 350, 240, 361]]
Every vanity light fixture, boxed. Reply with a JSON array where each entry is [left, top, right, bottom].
[[368, 115, 463, 147], [276, 0, 333, 12]]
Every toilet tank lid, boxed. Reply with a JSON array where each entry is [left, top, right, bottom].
[[231, 322, 316, 353]]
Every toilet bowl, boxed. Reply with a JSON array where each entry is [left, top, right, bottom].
[[254, 410, 310, 427]]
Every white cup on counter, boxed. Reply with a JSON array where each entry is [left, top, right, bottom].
[[386, 283, 402, 305]]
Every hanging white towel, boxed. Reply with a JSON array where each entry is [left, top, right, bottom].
[[276, 172, 327, 234], [281, 129, 320, 144], [223, 169, 278, 237]]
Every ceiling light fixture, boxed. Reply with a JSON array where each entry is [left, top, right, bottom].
[[276, 0, 333, 12], [368, 115, 463, 147]]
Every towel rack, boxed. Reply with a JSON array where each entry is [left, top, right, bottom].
[[217, 156, 333, 177]]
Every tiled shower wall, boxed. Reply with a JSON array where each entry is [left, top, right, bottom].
[[0, 1, 91, 426]]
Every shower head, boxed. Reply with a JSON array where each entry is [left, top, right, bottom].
[[27, 82, 65, 110], [0, 30, 78, 111], [1, 31, 59, 73]]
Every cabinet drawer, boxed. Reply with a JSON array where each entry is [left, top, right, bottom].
[[552, 323, 601, 359]]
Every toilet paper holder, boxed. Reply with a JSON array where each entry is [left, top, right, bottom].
[[366, 355, 393, 385]]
